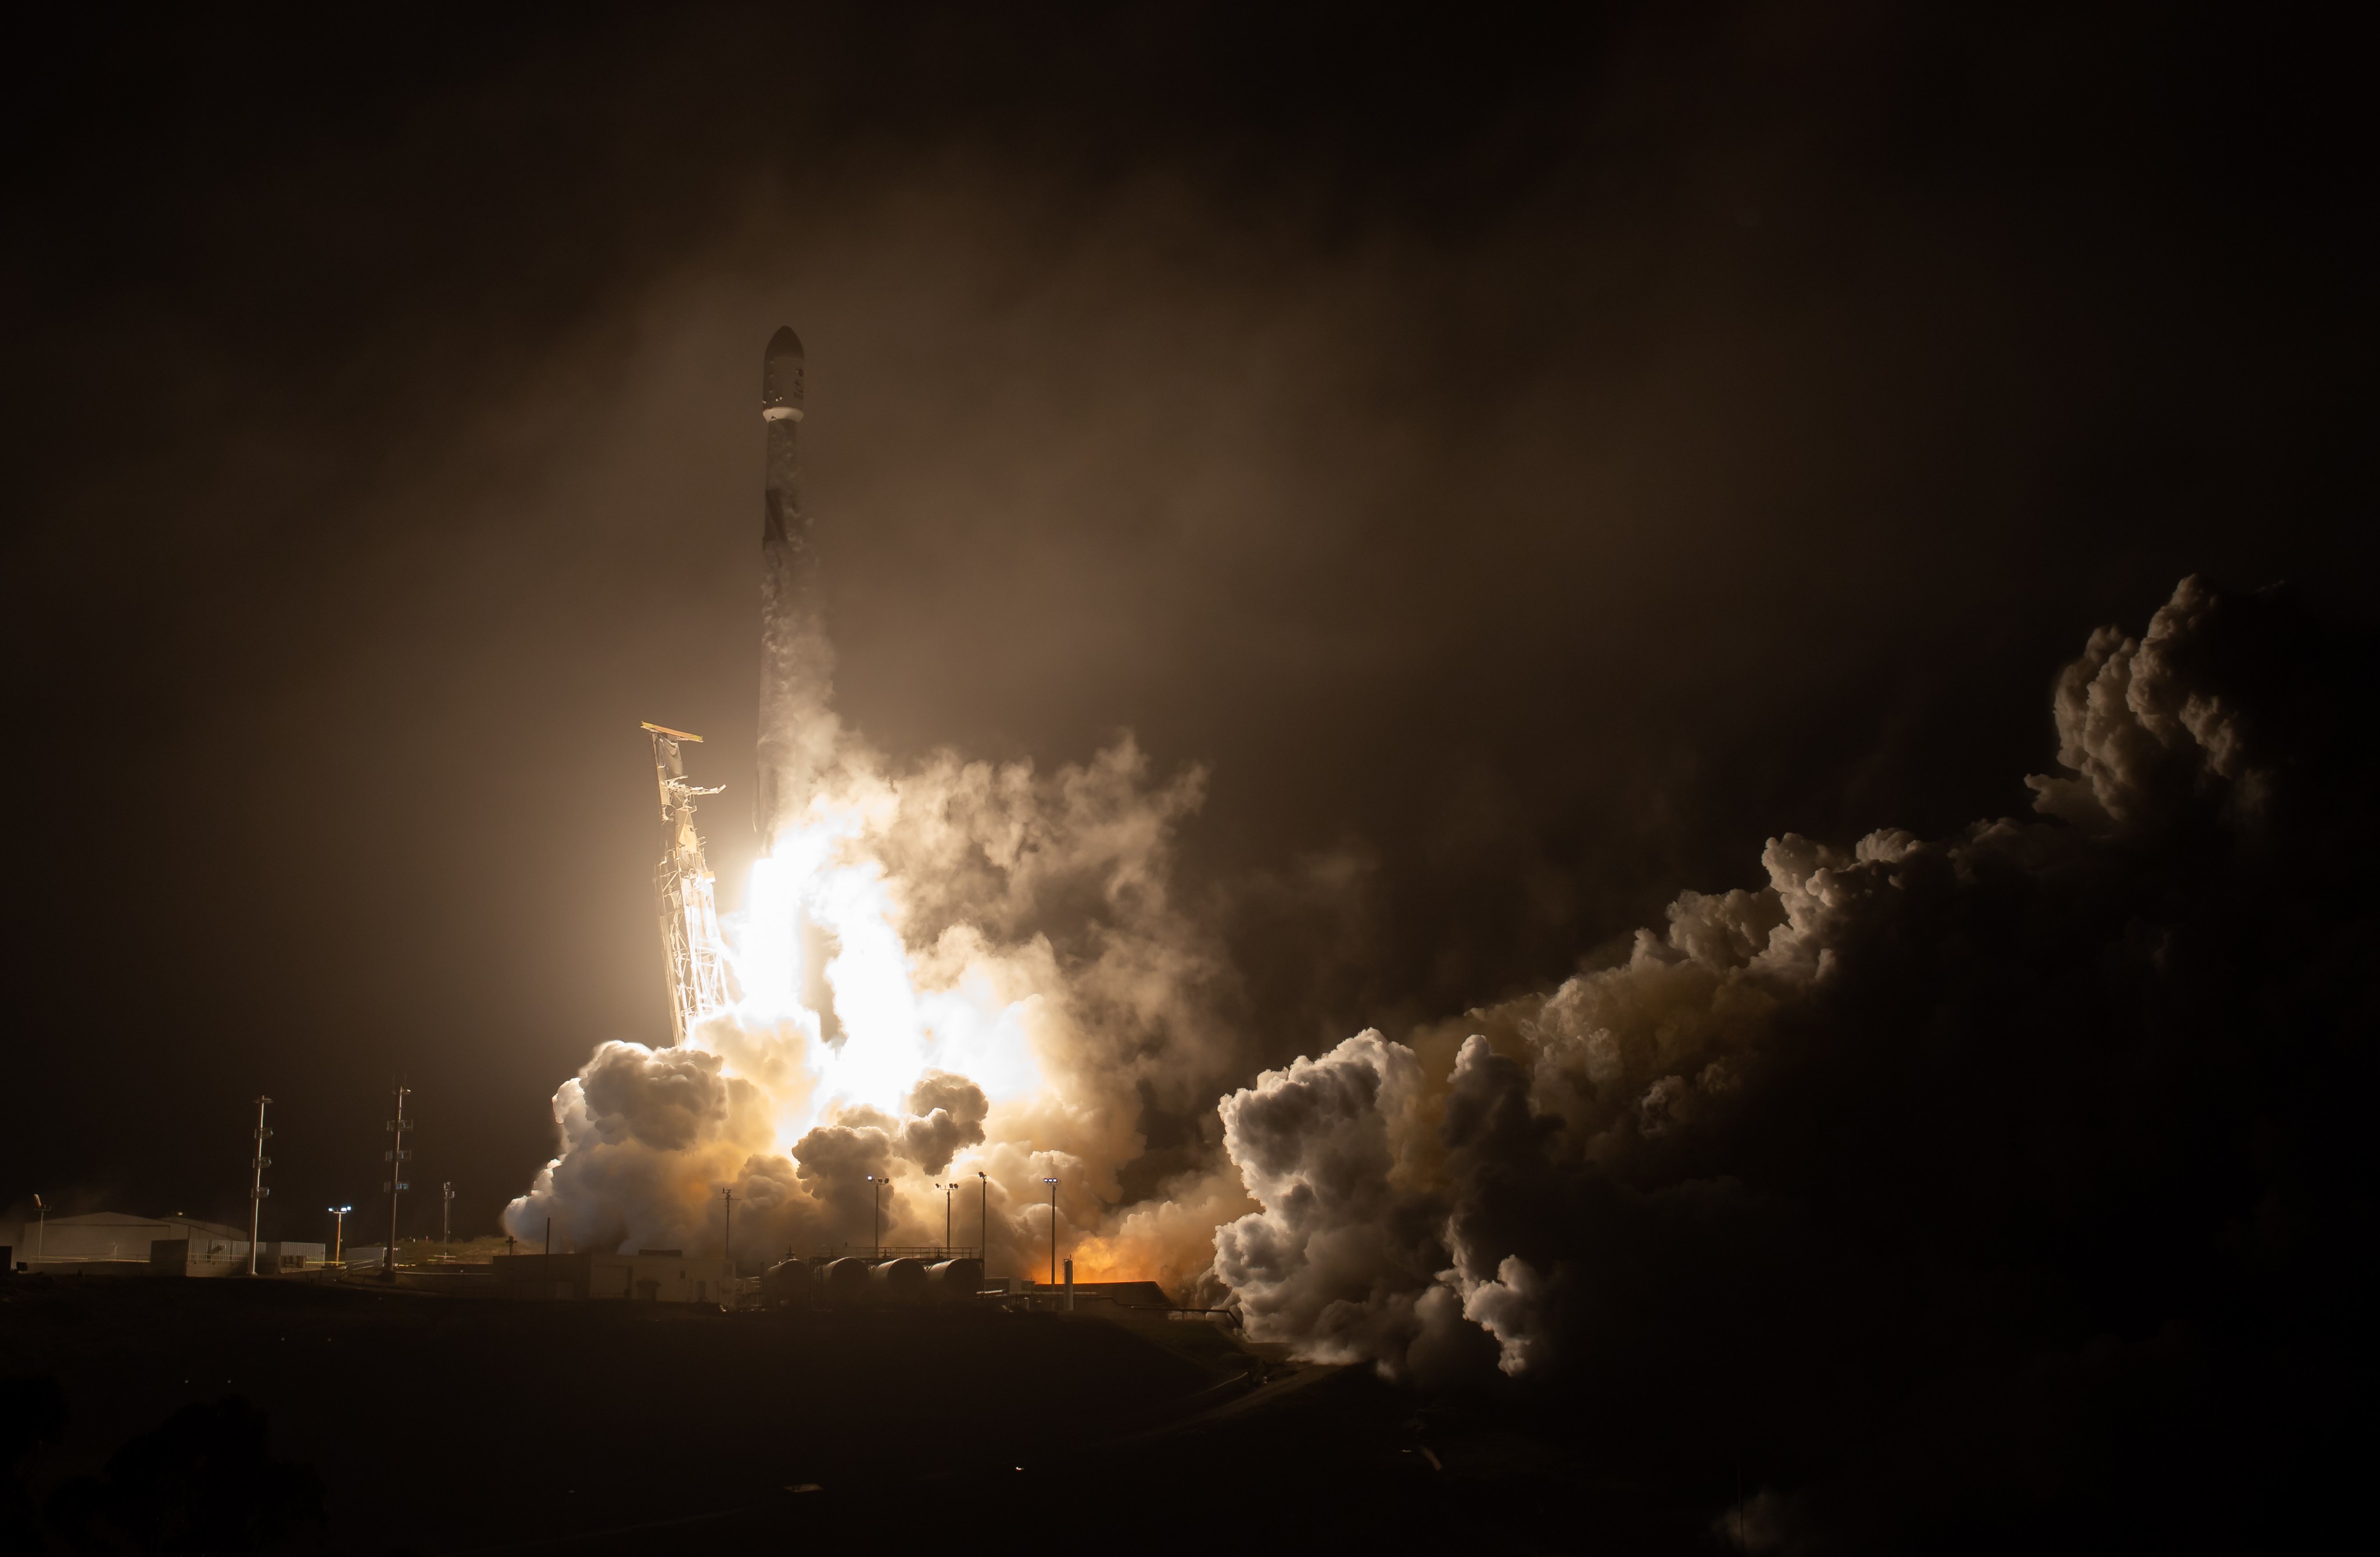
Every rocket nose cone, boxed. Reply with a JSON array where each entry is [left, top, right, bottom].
[[762, 326, 805, 408]]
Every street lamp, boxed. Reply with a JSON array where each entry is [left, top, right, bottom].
[[328, 1206, 352, 1265], [248, 1097, 274, 1277], [31, 1194, 44, 1262], [440, 1183, 455, 1257], [1042, 1176, 1059, 1291], [866, 1174, 884, 1259], [977, 1171, 988, 1270], [932, 1182, 955, 1255]]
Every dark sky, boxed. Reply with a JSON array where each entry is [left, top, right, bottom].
[[3, 2, 2367, 1238]]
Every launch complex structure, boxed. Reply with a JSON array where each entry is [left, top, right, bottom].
[[644, 722, 732, 1046]]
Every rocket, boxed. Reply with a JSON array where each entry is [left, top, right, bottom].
[[755, 325, 836, 846]]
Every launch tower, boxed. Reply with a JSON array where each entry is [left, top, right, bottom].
[[643, 722, 733, 1045]]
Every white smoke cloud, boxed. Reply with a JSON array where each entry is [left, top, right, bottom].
[[505, 728, 1250, 1285], [1202, 576, 2341, 1393]]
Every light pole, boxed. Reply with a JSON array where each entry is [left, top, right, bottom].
[[440, 1183, 454, 1257], [719, 1185, 737, 1272], [32, 1194, 44, 1261], [977, 1171, 988, 1270], [328, 1206, 352, 1265], [1042, 1176, 1059, 1291], [866, 1174, 883, 1259], [933, 1182, 954, 1255], [248, 1097, 274, 1277]]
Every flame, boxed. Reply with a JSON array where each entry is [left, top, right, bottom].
[[508, 734, 1230, 1284], [716, 797, 1045, 1154]]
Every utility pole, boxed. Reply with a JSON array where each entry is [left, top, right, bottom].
[[719, 1186, 737, 1273], [1042, 1176, 1059, 1291], [247, 1097, 274, 1276], [440, 1182, 454, 1257], [381, 1082, 413, 1283]]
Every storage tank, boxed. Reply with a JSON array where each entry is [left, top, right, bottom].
[[761, 1256, 812, 1308], [869, 1257, 928, 1305], [925, 1257, 984, 1301], [818, 1256, 874, 1307]]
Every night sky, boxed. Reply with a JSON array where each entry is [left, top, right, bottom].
[[5, 0, 2368, 1359]]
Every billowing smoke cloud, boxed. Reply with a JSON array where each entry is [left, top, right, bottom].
[[506, 727, 1250, 1282], [504, 573, 2365, 1541], [1205, 577, 2372, 1542]]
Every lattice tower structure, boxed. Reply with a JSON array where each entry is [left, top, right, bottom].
[[644, 723, 733, 1046]]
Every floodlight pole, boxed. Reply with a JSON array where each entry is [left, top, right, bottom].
[[33, 1194, 44, 1261], [867, 1174, 882, 1259], [1042, 1176, 1059, 1291], [248, 1097, 274, 1276], [977, 1172, 988, 1270], [719, 1186, 737, 1272], [328, 1206, 351, 1265]]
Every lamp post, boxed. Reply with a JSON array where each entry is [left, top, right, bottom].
[[1042, 1176, 1059, 1292], [933, 1182, 954, 1256], [719, 1185, 737, 1273], [32, 1194, 44, 1261], [328, 1206, 351, 1265], [866, 1174, 883, 1259], [248, 1097, 274, 1277], [977, 1171, 988, 1270]]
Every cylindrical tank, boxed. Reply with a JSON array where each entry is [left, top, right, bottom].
[[761, 1257, 812, 1309], [924, 1258, 984, 1301], [869, 1257, 928, 1305], [818, 1256, 873, 1307]]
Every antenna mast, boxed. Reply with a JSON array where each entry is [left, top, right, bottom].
[[381, 1081, 412, 1283], [643, 723, 733, 1046]]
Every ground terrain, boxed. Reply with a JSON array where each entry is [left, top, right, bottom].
[[1, 1276, 1670, 1555]]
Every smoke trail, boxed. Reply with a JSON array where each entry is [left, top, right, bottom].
[[1202, 576, 2374, 1538]]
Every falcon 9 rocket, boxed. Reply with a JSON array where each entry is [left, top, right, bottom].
[[755, 325, 836, 848]]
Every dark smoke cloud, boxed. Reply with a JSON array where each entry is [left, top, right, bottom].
[[1208, 577, 2376, 1546]]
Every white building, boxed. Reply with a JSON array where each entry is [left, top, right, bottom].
[[5, 1212, 325, 1275], [7, 1211, 245, 1271]]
